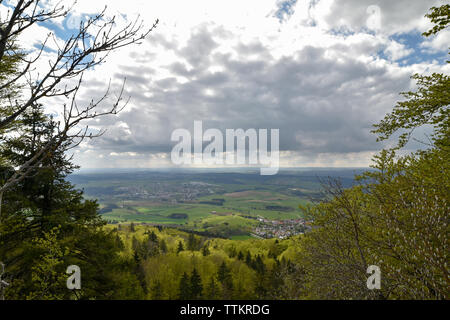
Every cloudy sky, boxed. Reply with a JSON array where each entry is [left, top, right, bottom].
[[9, 0, 450, 168]]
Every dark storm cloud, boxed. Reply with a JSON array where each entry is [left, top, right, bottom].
[[82, 25, 414, 159]]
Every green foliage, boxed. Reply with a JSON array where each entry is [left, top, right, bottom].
[[190, 268, 203, 299], [202, 243, 210, 256], [205, 277, 219, 299], [217, 262, 233, 299], [298, 148, 449, 299], [26, 227, 68, 300], [178, 272, 190, 300], [187, 233, 199, 251], [422, 5, 450, 37], [177, 240, 184, 254], [159, 239, 168, 253], [373, 5, 449, 150], [2, 3, 446, 302], [0, 106, 143, 300], [113, 224, 301, 299], [296, 5, 449, 300], [372, 73, 450, 149], [151, 280, 163, 300], [0, 40, 24, 126]]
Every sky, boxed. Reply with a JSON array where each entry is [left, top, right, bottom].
[[4, 0, 450, 168]]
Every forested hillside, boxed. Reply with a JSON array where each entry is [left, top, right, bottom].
[[113, 224, 304, 299], [0, 2, 448, 301]]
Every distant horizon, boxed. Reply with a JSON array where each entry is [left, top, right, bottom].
[[71, 166, 373, 174], [74, 166, 371, 170]]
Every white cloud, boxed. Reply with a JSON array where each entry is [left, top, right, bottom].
[[421, 29, 450, 52], [384, 40, 414, 61], [5, 0, 448, 168]]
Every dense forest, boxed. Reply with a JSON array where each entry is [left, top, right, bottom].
[[0, 2, 448, 300], [114, 224, 304, 300]]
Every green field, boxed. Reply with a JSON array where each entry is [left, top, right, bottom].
[[102, 190, 306, 224], [69, 168, 360, 237]]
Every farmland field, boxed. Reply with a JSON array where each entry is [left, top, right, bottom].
[[69, 168, 364, 238]]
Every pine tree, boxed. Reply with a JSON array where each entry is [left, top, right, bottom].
[[267, 259, 283, 299], [0, 105, 144, 299], [245, 251, 253, 266], [217, 262, 233, 299], [151, 280, 164, 300], [253, 255, 266, 274], [178, 272, 191, 299], [190, 268, 203, 299], [228, 245, 237, 258], [187, 233, 197, 251], [143, 235, 160, 258], [205, 277, 219, 299], [115, 234, 125, 250], [237, 251, 244, 260], [132, 236, 140, 251], [134, 263, 148, 295], [201, 244, 210, 256], [159, 239, 168, 254], [147, 230, 158, 243], [252, 255, 268, 298], [177, 241, 184, 254]]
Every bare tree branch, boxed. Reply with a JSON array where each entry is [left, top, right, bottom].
[[0, 0, 159, 197]]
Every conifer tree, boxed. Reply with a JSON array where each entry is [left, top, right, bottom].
[[187, 233, 197, 251], [0, 105, 144, 299], [217, 262, 233, 299], [201, 244, 210, 256], [159, 239, 168, 254], [190, 268, 203, 299], [151, 280, 163, 300], [237, 251, 244, 261], [178, 272, 191, 300], [205, 277, 219, 299], [177, 241, 184, 254], [245, 251, 252, 266]]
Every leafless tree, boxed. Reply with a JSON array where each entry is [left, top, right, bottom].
[[0, 0, 158, 215]]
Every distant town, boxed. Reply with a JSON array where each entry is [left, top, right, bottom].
[[252, 217, 311, 239]]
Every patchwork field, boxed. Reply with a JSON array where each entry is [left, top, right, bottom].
[[69, 168, 363, 238]]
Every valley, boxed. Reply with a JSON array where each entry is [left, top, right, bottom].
[[69, 168, 364, 239]]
